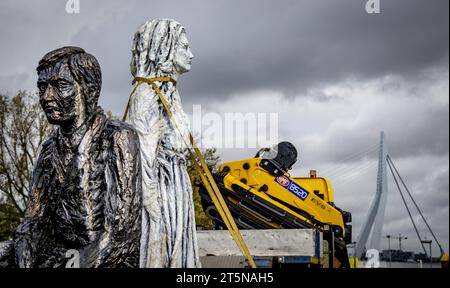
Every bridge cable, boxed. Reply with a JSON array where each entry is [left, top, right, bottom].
[[386, 156, 428, 256], [387, 155, 444, 255]]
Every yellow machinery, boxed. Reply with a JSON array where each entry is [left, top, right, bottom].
[[440, 253, 449, 268], [200, 142, 352, 267]]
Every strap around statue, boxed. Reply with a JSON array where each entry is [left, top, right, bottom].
[[122, 77, 176, 122], [132, 76, 177, 86]]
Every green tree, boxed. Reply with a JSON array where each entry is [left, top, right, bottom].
[[185, 147, 220, 230], [0, 202, 21, 241], [0, 91, 51, 240]]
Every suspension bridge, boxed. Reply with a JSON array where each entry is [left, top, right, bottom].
[[342, 131, 449, 267]]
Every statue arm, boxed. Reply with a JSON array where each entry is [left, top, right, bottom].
[[131, 87, 166, 158], [90, 126, 142, 267], [127, 87, 165, 139], [13, 152, 50, 267], [126, 89, 164, 220], [171, 96, 192, 149]]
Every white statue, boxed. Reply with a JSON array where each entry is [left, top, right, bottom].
[[124, 19, 200, 268]]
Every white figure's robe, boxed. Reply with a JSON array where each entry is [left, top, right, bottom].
[[125, 81, 200, 268]]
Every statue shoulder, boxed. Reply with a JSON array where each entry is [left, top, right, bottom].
[[104, 119, 140, 150]]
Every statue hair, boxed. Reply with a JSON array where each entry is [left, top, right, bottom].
[[37, 46, 102, 113], [131, 19, 185, 77]]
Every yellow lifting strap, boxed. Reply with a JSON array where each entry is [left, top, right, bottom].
[[123, 76, 257, 268]]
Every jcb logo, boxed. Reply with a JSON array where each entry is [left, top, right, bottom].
[[276, 176, 289, 187]]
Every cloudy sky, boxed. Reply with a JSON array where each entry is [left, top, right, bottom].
[[0, 0, 448, 257]]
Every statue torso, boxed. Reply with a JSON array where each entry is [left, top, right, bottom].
[[22, 110, 142, 268], [32, 112, 118, 259]]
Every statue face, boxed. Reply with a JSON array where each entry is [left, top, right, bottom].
[[38, 60, 83, 125], [173, 31, 194, 74]]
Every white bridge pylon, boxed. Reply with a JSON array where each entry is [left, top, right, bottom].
[[354, 131, 389, 258]]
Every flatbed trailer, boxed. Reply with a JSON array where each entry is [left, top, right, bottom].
[[197, 228, 338, 268]]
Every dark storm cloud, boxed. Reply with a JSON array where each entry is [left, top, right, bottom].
[[0, 0, 448, 106], [174, 0, 450, 101], [92, 0, 448, 104]]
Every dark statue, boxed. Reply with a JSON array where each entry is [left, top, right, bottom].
[[0, 47, 142, 268]]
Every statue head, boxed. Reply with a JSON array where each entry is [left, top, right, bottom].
[[36, 47, 102, 128], [130, 19, 194, 78]]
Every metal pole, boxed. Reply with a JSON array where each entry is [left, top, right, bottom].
[[389, 237, 391, 267], [397, 233, 407, 251], [429, 242, 432, 268], [386, 235, 391, 268], [421, 240, 432, 268], [331, 228, 335, 268]]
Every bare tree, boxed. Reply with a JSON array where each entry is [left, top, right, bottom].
[[0, 91, 51, 239]]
